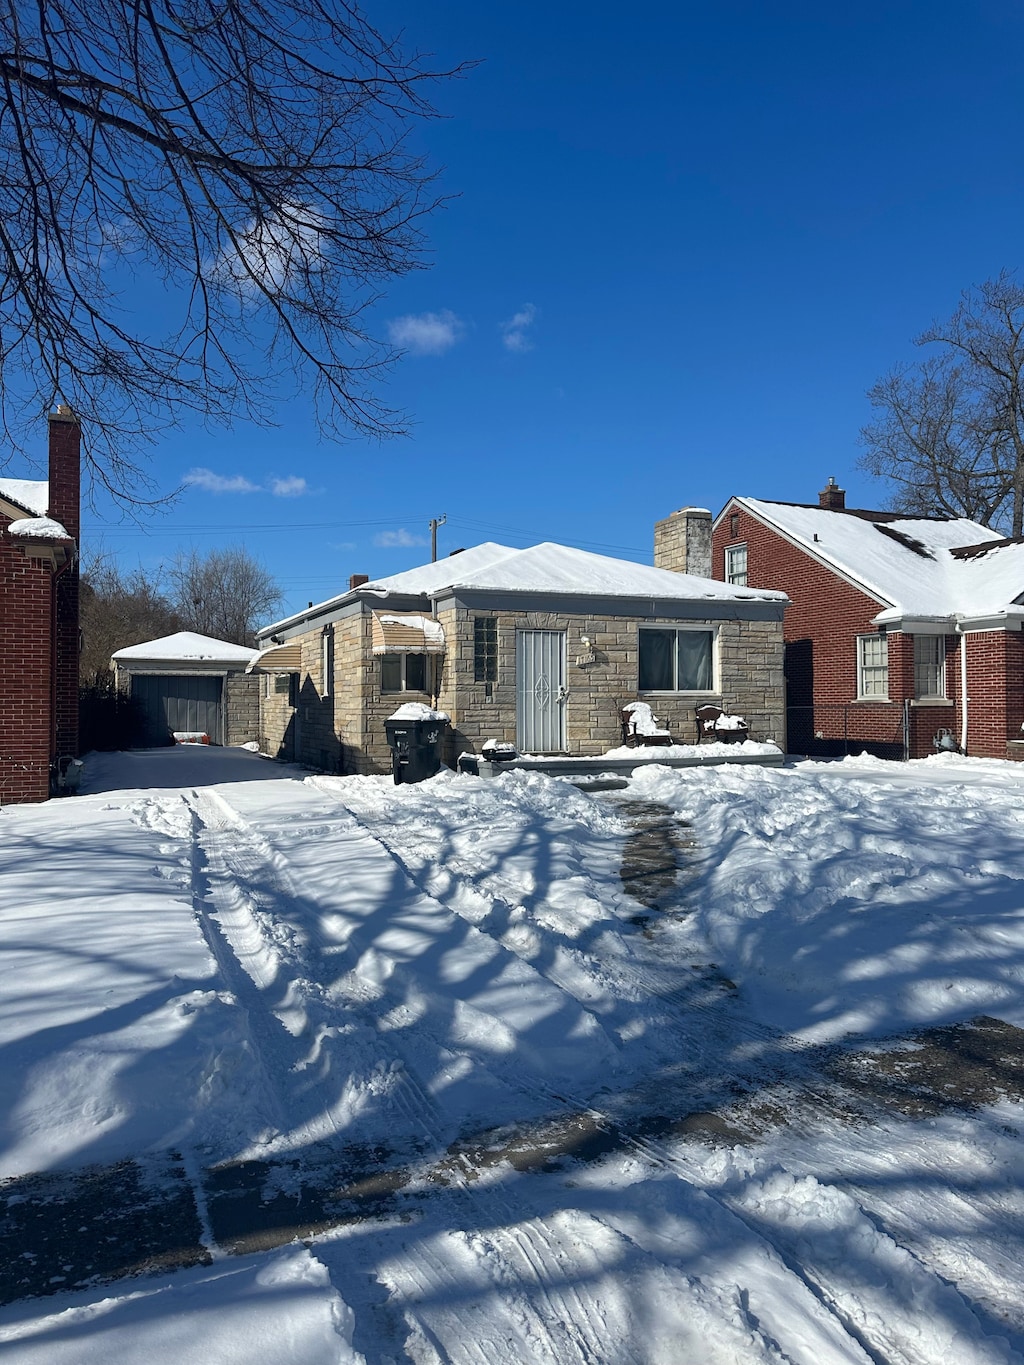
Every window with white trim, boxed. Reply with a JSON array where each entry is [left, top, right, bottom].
[[857, 633, 889, 699], [914, 635, 946, 699], [724, 543, 748, 586], [639, 628, 715, 692], [322, 629, 333, 698], [381, 652, 428, 693]]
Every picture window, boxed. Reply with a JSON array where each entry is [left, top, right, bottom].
[[639, 628, 714, 692]]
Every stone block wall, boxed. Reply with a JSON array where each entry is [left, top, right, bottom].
[[224, 671, 260, 746], [437, 606, 786, 757]]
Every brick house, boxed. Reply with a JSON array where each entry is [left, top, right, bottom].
[[707, 481, 1024, 761], [0, 408, 81, 802], [254, 535, 788, 774]]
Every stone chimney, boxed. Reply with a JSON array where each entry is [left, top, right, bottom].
[[653, 507, 713, 579], [48, 404, 80, 543], [818, 477, 845, 511], [349, 573, 369, 590]]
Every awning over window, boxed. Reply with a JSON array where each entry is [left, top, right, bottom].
[[246, 642, 302, 673], [371, 612, 446, 655]]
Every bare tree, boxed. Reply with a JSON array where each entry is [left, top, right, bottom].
[[80, 554, 184, 686], [167, 545, 282, 645], [0, 1, 464, 501], [860, 272, 1024, 535]]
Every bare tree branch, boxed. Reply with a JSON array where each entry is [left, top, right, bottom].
[[166, 544, 282, 644], [859, 271, 1024, 535], [0, 1, 468, 503]]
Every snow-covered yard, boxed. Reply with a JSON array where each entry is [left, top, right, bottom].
[[2, 746, 1024, 1363]]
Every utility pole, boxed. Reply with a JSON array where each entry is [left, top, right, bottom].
[[430, 513, 447, 562]]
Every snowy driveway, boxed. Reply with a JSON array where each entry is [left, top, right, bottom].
[[2, 747, 1024, 1363]]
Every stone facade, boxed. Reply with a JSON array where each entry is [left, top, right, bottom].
[[224, 672, 261, 747], [258, 598, 786, 775]]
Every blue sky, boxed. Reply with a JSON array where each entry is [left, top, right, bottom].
[[70, 0, 1024, 619]]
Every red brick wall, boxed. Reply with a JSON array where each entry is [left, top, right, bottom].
[[49, 412, 80, 761], [0, 517, 54, 802], [710, 501, 996, 759]]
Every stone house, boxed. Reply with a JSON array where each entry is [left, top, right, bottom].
[[709, 481, 1024, 761], [111, 632, 261, 747], [0, 408, 80, 803], [254, 531, 788, 774]]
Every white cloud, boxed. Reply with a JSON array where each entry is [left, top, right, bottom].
[[387, 310, 463, 356], [216, 200, 327, 297], [374, 528, 428, 548], [501, 303, 538, 353], [184, 467, 260, 494], [269, 476, 308, 498], [184, 468, 310, 497]]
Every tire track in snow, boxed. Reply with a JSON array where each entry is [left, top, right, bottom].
[[186, 785, 618, 1365]]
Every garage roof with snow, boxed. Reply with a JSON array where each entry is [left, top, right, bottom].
[[112, 632, 259, 664]]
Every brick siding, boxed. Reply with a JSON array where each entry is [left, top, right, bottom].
[[713, 500, 1018, 760]]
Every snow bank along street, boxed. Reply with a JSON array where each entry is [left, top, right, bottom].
[[3, 746, 1024, 1363]]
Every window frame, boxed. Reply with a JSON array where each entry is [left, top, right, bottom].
[[638, 625, 717, 695], [913, 634, 947, 700], [724, 542, 748, 586], [321, 628, 333, 698], [856, 633, 890, 701], [380, 652, 430, 694], [473, 616, 498, 684]]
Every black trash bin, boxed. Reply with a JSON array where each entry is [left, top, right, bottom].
[[385, 711, 449, 785]]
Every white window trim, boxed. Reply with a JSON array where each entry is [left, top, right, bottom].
[[856, 632, 890, 702], [724, 542, 748, 587], [321, 630, 332, 699], [913, 634, 947, 700], [639, 624, 719, 695]]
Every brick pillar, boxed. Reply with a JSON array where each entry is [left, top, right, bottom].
[[49, 407, 81, 762]]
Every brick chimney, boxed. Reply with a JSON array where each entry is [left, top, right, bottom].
[[48, 405, 81, 764], [349, 573, 369, 590], [818, 477, 845, 511], [653, 506, 713, 579], [47, 404, 81, 543]]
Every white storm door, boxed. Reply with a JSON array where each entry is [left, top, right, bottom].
[[517, 630, 567, 752]]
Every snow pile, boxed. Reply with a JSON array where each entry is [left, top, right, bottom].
[[6, 515, 70, 540], [376, 612, 445, 647], [0, 1248, 362, 1365], [387, 701, 450, 722], [600, 739, 781, 759], [621, 700, 670, 736], [629, 756, 1024, 1040]]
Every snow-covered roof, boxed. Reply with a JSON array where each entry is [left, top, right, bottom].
[[112, 632, 259, 663], [262, 540, 788, 636], [6, 514, 71, 540], [0, 476, 48, 516], [737, 498, 1023, 620]]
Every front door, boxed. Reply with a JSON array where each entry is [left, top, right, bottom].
[[516, 630, 567, 752]]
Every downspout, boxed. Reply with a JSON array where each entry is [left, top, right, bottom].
[[429, 592, 441, 711], [957, 621, 968, 754]]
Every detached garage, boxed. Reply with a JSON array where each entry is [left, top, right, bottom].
[[111, 632, 260, 747]]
